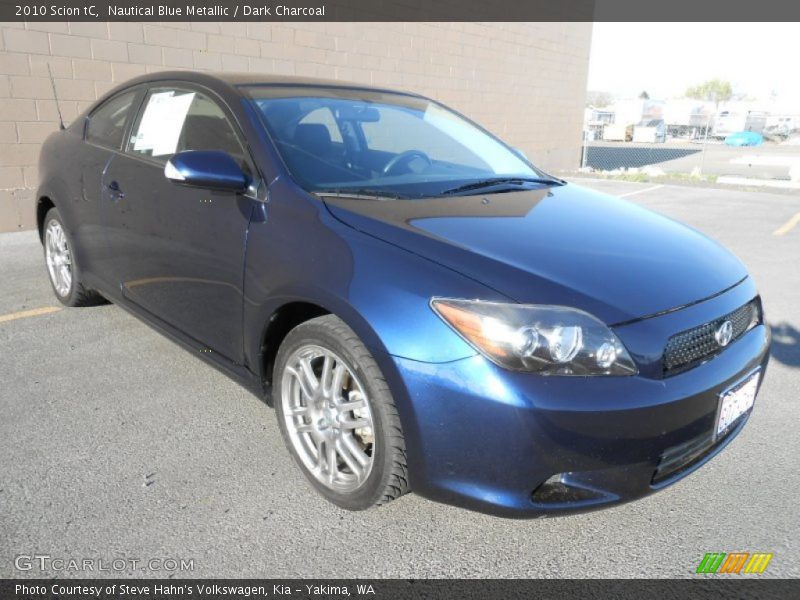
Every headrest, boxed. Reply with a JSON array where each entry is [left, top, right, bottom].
[[179, 115, 238, 153], [294, 123, 332, 155]]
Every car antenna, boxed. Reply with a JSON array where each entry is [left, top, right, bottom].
[[46, 63, 65, 130]]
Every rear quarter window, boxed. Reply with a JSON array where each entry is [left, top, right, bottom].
[[86, 90, 138, 150]]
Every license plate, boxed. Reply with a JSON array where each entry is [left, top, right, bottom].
[[716, 370, 760, 437]]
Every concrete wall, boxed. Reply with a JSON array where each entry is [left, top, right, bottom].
[[0, 21, 592, 232]]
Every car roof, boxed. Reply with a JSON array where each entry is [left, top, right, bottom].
[[214, 72, 385, 89], [111, 70, 415, 96], [79, 71, 426, 130]]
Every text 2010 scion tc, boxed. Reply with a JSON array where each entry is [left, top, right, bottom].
[[37, 72, 770, 516]]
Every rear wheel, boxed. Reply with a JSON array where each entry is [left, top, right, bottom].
[[43, 207, 104, 307], [273, 315, 409, 510]]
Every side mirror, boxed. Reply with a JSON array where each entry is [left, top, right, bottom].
[[164, 150, 248, 192]]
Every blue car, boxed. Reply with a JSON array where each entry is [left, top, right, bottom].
[[37, 72, 770, 517], [725, 131, 764, 146]]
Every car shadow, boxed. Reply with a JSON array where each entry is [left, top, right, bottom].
[[769, 321, 800, 368]]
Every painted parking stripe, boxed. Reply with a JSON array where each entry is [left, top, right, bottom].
[[618, 184, 664, 198], [0, 306, 62, 324], [773, 212, 800, 236]]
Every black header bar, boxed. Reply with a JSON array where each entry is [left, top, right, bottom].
[[3, 0, 800, 22]]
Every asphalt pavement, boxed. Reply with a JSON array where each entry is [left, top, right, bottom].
[[1, 181, 798, 578]]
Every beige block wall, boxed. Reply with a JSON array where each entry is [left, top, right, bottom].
[[0, 21, 592, 232]]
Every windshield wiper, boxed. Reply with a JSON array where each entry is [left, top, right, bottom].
[[439, 176, 562, 196], [314, 188, 402, 200]]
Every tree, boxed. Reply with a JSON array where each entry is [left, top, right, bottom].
[[586, 90, 614, 107], [685, 79, 733, 109], [638, 90, 650, 100]]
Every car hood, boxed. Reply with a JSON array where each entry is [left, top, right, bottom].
[[322, 183, 748, 325]]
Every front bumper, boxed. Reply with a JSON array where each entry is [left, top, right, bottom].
[[383, 284, 771, 518]]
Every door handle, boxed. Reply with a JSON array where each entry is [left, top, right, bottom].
[[107, 181, 125, 200]]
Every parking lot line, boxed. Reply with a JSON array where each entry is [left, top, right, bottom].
[[618, 184, 664, 198], [773, 211, 800, 236], [0, 306, 62, 324]]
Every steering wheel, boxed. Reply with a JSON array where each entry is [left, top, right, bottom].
[[382, 150, 432, 176]]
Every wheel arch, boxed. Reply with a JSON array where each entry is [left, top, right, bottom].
[[261, 294, 396, 364], [252, 288, 403, 397], [36, 196, 56, 243], [259, 300, 332, 393]]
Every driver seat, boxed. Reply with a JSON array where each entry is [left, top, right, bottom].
[[294, 123, 333, 158]]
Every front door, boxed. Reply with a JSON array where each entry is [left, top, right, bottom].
[[100, 86, 258, 364]]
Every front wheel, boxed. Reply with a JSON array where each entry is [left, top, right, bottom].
[[273, 315, 409, 510]]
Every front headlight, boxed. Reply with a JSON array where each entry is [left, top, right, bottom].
[[431, 298, 637, 376]]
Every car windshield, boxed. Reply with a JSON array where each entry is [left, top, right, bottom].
[[243, 86, 555, 198]]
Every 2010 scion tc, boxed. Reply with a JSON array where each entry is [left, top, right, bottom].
[[36, 72, 770, 516]]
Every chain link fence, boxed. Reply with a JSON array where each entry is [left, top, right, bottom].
[[571, 107, 800, 189]]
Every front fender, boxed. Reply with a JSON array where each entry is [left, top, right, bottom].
[[241, 192, 510, 372]]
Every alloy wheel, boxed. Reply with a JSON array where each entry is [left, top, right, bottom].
[[280, 345, 375, 493], [45, 220, 72, 297]]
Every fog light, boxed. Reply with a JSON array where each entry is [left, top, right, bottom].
[[531, 473, 605, 504]]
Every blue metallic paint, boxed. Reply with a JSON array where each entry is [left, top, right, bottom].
[[100, 152, 253, 363], [322, 187, 750, 326], [36, 72, 770, 517], [387, 302, 769, 517], [166, 150, 249, 191]]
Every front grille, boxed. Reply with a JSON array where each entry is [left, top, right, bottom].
[[663, 300, 759, 375]]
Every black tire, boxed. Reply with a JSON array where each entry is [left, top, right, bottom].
[[42, 207, 105, 307], [273, 314, 409, 510]]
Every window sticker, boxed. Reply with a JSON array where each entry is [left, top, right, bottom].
[[132, 91, 196, 157]]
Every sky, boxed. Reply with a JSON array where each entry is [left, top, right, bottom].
[[588, 23, 800, 104]]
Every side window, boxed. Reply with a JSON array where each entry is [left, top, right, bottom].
[[86, 90, 138, 150], [127, 88, 247, 168], [298, 107, 343, 143]]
